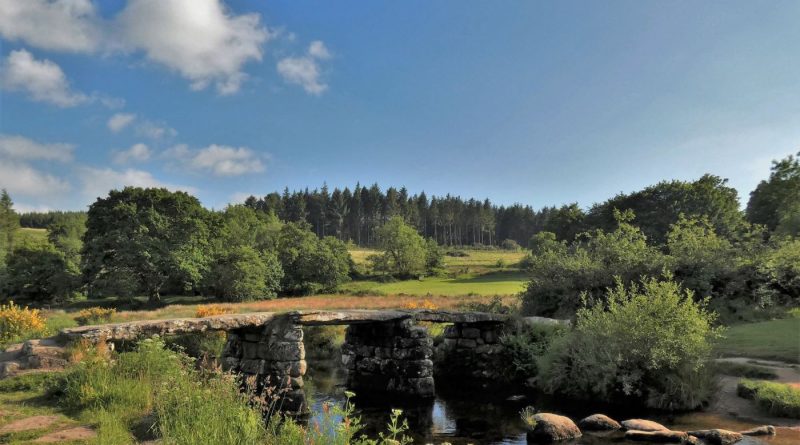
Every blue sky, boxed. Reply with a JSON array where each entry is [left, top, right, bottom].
[[1, 0, 798, 212]]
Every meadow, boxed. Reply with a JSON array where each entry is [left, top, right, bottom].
[[715, 312, 800, 363]]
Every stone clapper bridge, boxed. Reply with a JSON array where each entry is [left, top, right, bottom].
[[11, 310, 567, 415]]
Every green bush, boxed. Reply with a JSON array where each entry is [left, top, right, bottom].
[[538, 276, 722, 410], [500, 322, 567, 382], [277, 222, 352, 294], [738, 379, 800, 418]]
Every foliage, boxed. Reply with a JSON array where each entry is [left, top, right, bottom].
[[585, 174, 745, 244], [204, 246, 283, 301], [738, 379, 800, 418], [666, 215, 735, 298], [371, 216, 431, 277], [46, 211, 87, 268], [0, 189, 20, 276], [501, 239, 521, 250], [500, 322, 566, 382], [756, 238, 800, 306], [75, 307, 116, 326], [538, 277, 722, 410], [521, 210, 665, 316], [519, 406, 537, 429], [0, 300, 46, 344], [401, 299, 438, 310], [82, 187, 211, 302], [4, 243, 81, 302], [462, 295, 517, 314], [747, 152, 800, 231], [195, 304, 233, 318], [277, 222, 352, 294]]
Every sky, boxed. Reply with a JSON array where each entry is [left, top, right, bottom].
[[1, 0, 799, 212]]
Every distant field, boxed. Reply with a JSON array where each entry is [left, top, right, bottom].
[[717, 315, 800, 363], [13, 227, 48, 246], [350, 247, 526, 268], [341, 270, 527, 297]]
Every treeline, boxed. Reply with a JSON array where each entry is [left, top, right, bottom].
[[237, 170, 775, 248], [19, 211, 86, 229]]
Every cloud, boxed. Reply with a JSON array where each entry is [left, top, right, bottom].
[[0, 134, 74, 162], [136, 120, 177, 140], [112, 143, 151, 164], [0, 0, 101, 53], [1, 49, 88, 107], [165, 143, 265, 176], [80, 166, 195, 200], [229, 191, 257, 204], [0, 160, 71, 198], [277, 40, 330, 95], [117, 0, 271, 94], [107, 113, 137, 132]]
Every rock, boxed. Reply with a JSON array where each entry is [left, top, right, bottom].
[[461, 327, 481, 339], [527, 413, 582, 442], [739, 425, 775, 436], [578, 414, 621, 431], [625, 430, 689, 443], [621, 419, 670, 432], [687, 429, 743, 445]]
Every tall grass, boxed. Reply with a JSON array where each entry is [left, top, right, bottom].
[[738, 379, 800, 418]]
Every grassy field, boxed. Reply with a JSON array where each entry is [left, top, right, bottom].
[[341, 270, 527, 296], [350, 247, 526, 269], [716, 315, 800, 363], [13, 227, 48, 247]]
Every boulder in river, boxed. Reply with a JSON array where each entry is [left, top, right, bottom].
[[621, 419, 670, 432], [739, 425, 775, 436], [625, 430, 689, 443], [687, 429, 744, 445], [526, 413, 582, 442], [578, 414, 621, 431]]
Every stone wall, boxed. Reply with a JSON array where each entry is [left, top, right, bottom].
[[221, 317, 307, 415], [436, 322, 506, 382], [341, 319, 435, 398]]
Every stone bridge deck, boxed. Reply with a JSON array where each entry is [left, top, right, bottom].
[[57, 309, 515, 342]]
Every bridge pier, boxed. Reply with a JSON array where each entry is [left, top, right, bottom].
[[341, 318, 435, 398]]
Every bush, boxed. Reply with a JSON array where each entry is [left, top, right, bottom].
[[501, 239, 521, 250], [75, 307, 116, 326], [737, 379, 800, 418], [538, 276, 722, 410], [277, 223, 352, 294], [0, 301, 46, 344], [5, 244, 81, 302], [204, 247, 283, 301], [500, 322, 567, 382]]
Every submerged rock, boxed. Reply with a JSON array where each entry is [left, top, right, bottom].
[[527, 413, 582, 442], [578, 414, 621, 431], [625, 430, 689, 443], [621, 419, 670, 432], [739, 425, 776, 436], [687, 429, 743, 445]]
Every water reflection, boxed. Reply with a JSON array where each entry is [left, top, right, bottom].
[[303, 360, 798, 445]]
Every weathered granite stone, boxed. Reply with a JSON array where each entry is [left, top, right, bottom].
[[687, 429, 744, 445], [625, 430, 688, 443], [527, 413, 582, 442], [578, 414, 621, 431], [621, 419, 670, 432], [461, 327, 481, 339], [739, 425, 775, 436]]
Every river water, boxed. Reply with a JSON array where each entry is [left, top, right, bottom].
[[303, 360, 799, 445]]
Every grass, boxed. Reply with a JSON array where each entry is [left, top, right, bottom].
[[714, 361, 779, 380], [716, 315, 800, 363], [340, 270, 527, 297], [737, 379, 800, 418], [13, 227, 48, 247]]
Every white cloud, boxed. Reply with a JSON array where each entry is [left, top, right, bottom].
[[165, 143, 265, 176], [1, 49, 88, 107], [107, 113, 137, 132], [136, 120, 177, 139], [277, 40, 330, 95], [0, 134, 74, 162], [0, 0, 101, 53], [112, 143, 151, 164], [80, 166, 195, 200], [0, 160, 71, 197], [117, 0, 271, 94]]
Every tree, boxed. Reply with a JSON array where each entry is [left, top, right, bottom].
[[371, 216, 428, 277], [666, 215, 735, 298], [47, 212, 87, 267], [5, 244, 80, 302], [81, 187, 211, 302], [747, 152, 800, 232], [0, 189, 20, 266], [203, 205, 283, 301], [276, 222, 351, 294]]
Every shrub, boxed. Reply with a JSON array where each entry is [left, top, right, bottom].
[[402, 299, 438, 310], [501, 239, 521, 250], [538, 276, 722, 410], [75, 307, 116, 326], [204, 247, 283, 301], [0, 301, 46, 344], [500, 322, 567, 382], [737, 379, 800, 418], [195, 304, 233, 318], [4, 244, 81, 302], [277, 223, 352, 294]]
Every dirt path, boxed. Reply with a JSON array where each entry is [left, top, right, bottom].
[[709, 357, 800, 428]]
